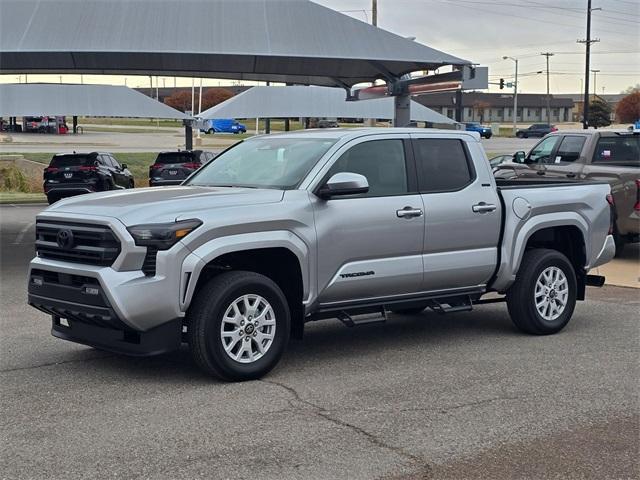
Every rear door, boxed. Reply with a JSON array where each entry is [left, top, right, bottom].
[[313, 135, 425, 305], [108, 155, 127, 188], [411, 135, 501, 291]]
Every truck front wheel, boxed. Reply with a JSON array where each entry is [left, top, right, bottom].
[[506, 249, 577, 335], [187, 271, 291, 381]]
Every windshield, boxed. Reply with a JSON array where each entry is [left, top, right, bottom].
[[185, 137, 337, 189]]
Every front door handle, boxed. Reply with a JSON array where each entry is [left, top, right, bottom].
[[472, 202, 497, 213], [396, 206, 423, 218]]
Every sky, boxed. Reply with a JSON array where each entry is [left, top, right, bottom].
[[2, 0, 639, 95]]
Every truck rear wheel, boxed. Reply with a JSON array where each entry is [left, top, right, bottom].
[[187, 271, 290, 381], [506, 248, 577, 335]]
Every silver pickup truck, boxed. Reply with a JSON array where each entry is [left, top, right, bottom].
[[28, 128, 615, 381]]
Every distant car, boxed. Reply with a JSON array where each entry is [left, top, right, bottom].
[[516, 124, 557, 138], [148, 150, 216, 187], [318, 119, 340, 128], [44, 152, 134, 204], [488, 154, 513, 167], [201, 119, 246, 134], [464, 122, 492, 139]]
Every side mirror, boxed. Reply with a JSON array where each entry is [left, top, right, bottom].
[[513, 151, 526, 163], [121, 163, 128, 169], [318, 172, 369, 199]]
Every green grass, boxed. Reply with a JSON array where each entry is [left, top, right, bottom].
[[0, 192, 47, 204]]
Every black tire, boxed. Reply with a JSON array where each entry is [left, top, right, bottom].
[[207, 129, 214, 134], [187, 271, 291, 381], [46, 196, 57, 205], [389, 307, 425, 315], [506, 248, 577, 335], [516, 132, 524, 138], [484, 134, 492, 139], [128, 180, 135, 189]]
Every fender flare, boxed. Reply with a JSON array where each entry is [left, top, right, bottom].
[[179, 231, 311, 312], [492, 212, 589, 292]]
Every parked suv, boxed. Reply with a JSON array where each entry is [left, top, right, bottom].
[[43, 152, 134, 204], [494, 130, 639, 253], [148, 150, 215, 186], [29, 129, 614, 381], [516, 124, 557, 138]]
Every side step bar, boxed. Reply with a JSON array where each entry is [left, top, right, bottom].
[[338, 307, 387, 327], [586, 274, 605, 287], [427, 295, 473, 314]]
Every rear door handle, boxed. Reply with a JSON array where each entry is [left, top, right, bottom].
[[472, 203, 497, 213], [396, 206, 423, 218]]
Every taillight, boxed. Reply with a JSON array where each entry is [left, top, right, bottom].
[[183, 162, 201, 169], [45, 167, 59, 173], [79, 166, 97, 172], [606, 193, 615, 235], [634, 180, 640, 212], [551, 126, 558, 132], [150, 164, 162, 170]]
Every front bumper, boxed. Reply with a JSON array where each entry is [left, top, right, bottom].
[[149, 178, 185, 187]]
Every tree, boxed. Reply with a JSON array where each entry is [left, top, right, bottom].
[[588, 99, 612, 128], [621, 84, 640, 95], [164, 91, 193, 112], [615, 92, 640, 123], [200, 88, 234, 111]]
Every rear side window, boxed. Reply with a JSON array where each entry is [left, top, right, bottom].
[[156, 152, 196, 164], [49, 155, 96, 168], [555, 136, 586, 163], [593, 136, 640, 166], [413, 139, 474, 192]]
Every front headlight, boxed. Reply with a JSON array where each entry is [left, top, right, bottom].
[[127, 219, 202, 250]]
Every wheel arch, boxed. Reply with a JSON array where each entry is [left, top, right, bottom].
[[181, 232, 310, 338]]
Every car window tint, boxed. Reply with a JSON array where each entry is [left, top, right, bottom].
[[327, 139, 408, 197], [413, 138, 473, 192], [593, 136, 640, 166], [527, 136, 559, 164], [556, 136, 586, 163], [109, 155, 120, 168], [50, 155, 95, 168]]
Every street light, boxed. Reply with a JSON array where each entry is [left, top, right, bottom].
[[503, 56, 518, 136]]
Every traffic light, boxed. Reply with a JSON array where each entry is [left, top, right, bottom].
[[499, 78, 505, 90]]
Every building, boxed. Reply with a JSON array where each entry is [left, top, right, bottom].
[[134, 86, 252, 104], [414, 92, 574, 123], [563, 94, 626, 123]]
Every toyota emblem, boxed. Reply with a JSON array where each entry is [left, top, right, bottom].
[[56, 229, 74, 249]]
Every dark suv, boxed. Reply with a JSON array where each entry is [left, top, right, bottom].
[[43, 152, 134, 204], [516, 124, 557, 138], [148, 150, 215, 186]]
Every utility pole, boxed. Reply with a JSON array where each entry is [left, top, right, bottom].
[[503, 56, 518, 135], [541, 52, 554, 124], [591, 69, 600, 98], [578, 0, 601, 129]]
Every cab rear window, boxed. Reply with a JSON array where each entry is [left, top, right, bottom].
[[49, 155, 95, 167], [594, 136, 640, 166]]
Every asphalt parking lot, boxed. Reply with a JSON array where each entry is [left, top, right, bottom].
[[1, 204, 638, 480]]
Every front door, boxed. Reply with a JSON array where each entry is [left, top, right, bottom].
[[312, 136, 425, 306], [541, 135, 587, 180], [411, 135, 501, 291]]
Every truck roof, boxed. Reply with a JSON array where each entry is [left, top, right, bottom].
[[254, 127, 481, 142], [547, 129, 639, 137]]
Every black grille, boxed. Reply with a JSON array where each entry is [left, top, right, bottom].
[[35, 221, 121, 267], [142, 247, 158, 276]]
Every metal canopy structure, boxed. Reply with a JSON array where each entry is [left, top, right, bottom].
[[0, 83, 187, 119], [0, 0, 470, 88], [199, 86, 457, 125]]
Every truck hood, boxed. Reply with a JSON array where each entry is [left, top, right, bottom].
[[47, 186, 285, 225]]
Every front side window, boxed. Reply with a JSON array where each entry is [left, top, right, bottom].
[[527, 136, 560, 164], [325, 139, 408, 197], [186, 137, 337, 190], [413, 138, 473, 192], [555, 136, 586, 163]]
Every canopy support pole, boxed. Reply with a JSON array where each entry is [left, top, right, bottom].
[[72, 116, 78, 134], [185, 124, 193, 150], [392, 94, 411, 127]]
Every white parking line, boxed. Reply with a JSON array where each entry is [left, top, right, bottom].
[[13, 221, 35, 244]]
